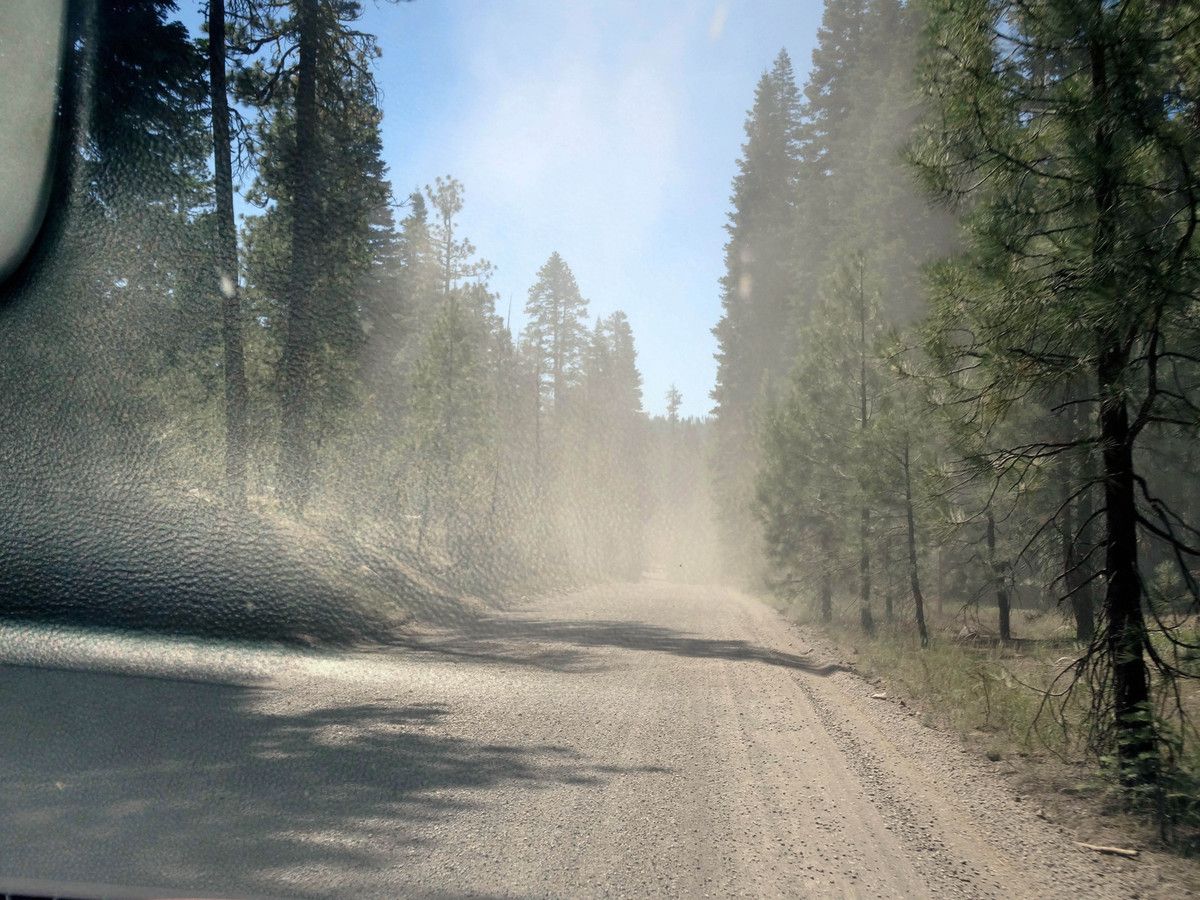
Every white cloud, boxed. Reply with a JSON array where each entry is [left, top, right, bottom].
[[708, 2, 729, 41]]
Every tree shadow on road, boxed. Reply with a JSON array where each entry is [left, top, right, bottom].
[[0, 665, 642, 898], [402, 616, 847, 676]]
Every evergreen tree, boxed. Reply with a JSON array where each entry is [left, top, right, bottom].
[[710, 49, 804, 581], [205, 0, 250, 503], [363, 190, 436, 431], [913, 0, 1200, 781], [755, 257, 884, 627], [237, 0, 393, 509], [46, 0, 214, 467], [401, 181, 500, 562], [572, 311, 646, 578], [665, 385, 683, 424], [752, 0, 955, 622], [523, 252, 590, 416]]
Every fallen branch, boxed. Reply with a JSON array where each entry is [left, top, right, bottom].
[[1076, 842, 1139, 858]]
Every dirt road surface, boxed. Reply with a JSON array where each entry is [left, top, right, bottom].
[[0, 582, 1192, 898]]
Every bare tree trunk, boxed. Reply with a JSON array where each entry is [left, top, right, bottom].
[[986, 509, 1011, 642], [279, 0, 320, 512], [208, 0, 248, 504], [903, 439, 928, 648]]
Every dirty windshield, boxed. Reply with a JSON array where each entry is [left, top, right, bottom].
[[1, 0, 1200, 897]]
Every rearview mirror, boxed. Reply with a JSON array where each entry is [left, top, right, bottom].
[[0, 0, 69, 284]]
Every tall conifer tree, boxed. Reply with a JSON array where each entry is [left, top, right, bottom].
[[710, 49, 803, 581]]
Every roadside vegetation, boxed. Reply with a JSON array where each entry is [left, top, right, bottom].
[[781, 597, 1200, 848], [710, 0, 1200, 843], [1, 1, 715, 639]]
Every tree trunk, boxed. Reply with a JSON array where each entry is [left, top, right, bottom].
[[857, 256, 873, 636], [903, 440, 928, 648], [818, 526, 833, 623], [533, 357, 543, 481], [553, 316, 562, 411], [208, 0, 248, 504], [986, 509, 1011, 642], [441, 211, 453, 297], [882, 537, 894, 623], [1061, 461, 1096, 644], [860, 506, 873, 635], [1089, 17, 1156, 781], [279, 0, 320, 512], [936, 545, 945, 614], [1099, 342, 1155, 779]]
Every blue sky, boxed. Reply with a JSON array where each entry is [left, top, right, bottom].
[[202, 1, 823, 417], [366, 0, 825, 417]]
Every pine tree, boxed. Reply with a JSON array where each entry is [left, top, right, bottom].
[[797, 0, 947, 326], [425, 176, 493, 300], [666, 385, 683, 424], [523, 252, 590, 417], [914, 0, 1200, 781], [710, 49, 804, 581], [237, 0, 393, 509], [799, 0, 868, 181], [205, 0, 250, 503], [400, 181, 500, 561], [572, 311, 646, 578], [755, 255, 884, 628], [867, 346, 936, 646], [363, 190, 436, 430], [752, 0, 955, 621], [63, 0, 213, 460]]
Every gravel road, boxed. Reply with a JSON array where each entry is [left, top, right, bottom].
[[0, 582, 1192, 898]]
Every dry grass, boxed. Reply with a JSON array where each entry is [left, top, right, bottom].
[[775, 594, 1200, 850], [790, 602, 1090, 755]]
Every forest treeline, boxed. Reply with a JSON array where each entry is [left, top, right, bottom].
[[712, 0, 1200, 793], [0, 0, 715, 607]]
